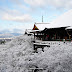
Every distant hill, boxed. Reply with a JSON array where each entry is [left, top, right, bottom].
[[0, 33, 22, 38], [0, 29, 23, 38], [11, 33, 22, 36], [0, 33, 14, 38]]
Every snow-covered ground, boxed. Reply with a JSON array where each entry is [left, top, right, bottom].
[[0, 35, 72, 72]]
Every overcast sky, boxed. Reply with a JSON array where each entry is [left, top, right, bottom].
[[0, 0, 72, 33]]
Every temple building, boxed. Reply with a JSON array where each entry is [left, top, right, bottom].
[[32, 10, 72, 41]]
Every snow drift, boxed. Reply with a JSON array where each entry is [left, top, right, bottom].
[[0, 35, 72, 72]]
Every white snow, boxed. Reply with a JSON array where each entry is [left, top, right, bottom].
[[49, 9, 72, 28], [0, 35, 72, 72], [34, 23, 50, 30], [66, 26, 72, 29]]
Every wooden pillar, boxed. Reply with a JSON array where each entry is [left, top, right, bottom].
[[54, 34, 56, 39], [69, 35, 71, 39]]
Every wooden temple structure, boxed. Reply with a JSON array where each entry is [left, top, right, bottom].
[[32, 25, 71, 41]]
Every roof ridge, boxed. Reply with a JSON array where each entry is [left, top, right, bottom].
[[35, 23, 50, 24]]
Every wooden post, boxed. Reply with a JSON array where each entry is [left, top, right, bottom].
[[69, 35, 71, 39]]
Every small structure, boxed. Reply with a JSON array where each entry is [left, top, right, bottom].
[[25, 29, 34, 36], [33, 43, 50, 52]]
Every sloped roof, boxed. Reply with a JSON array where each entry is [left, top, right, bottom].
[[34, 22, 69, 30], [33, 24, 39, 30], [66, 26, 72, 29], [49, 9, 72, 28], [34, 23, 50, 30]]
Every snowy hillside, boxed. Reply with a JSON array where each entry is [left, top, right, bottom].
[[0, 35, 72, 72]]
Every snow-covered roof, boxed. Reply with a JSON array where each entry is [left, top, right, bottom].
[[48, 9, 72, 28], [66, 26, 72, 29], [25, 29, 42, 33], [34, 23, 50, 30], [34, 22, 68, 30]]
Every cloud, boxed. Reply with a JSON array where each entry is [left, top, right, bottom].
[[24, 0, 72, 9], [2, 13, 33, 22], [8, 0, 29, 10], [24, 0, 46, 7], [0, 7, 20, 15], [10, 0, 22, 5], [0, 8, 33, 22]]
